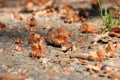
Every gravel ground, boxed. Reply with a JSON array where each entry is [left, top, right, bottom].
[[0, 0, 120, 80]]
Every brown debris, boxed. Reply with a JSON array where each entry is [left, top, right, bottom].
[[117, 0, 120, 7], [47, 27, 69, 46], [62, 67, 74, 72], [0, 22, 6, 30], [45, 6, 54, 17], [64, 14, 80, 23], [70, 53, 89, 60], [110, 26, 120, 37], [0, 0, 4, 7], [61, 42, 73, 52], [97, 46, 106, 61], [79, 8, 89, 18], [90, 0, 99, 10], [89, 52, 99, 61], [15, 45, 22, 51], [24, 16, 38, 31], [59, 58, 71, 63], [60, 4, 80, 23], [70, 42, 117, 61], [46, 69, 53, 74], [43, 24, 52, 30], [71, 43, 77, 52], [28, 33, 46, 58], [105, 42, 116, 57], [86, 65, 100, 73], [69, 31, 74, 37], [21, 2, 34, 12], [78, 39, 85, 44], [99, 70, 109, 77], [80, 23, 96, 33], [108, 71, 120, 79], [15, 38, 23, 44], [13, 13, 23, 20], [37, 0, 53, 9], [79, 60, 88, 65], [95, 62, 101, 69]]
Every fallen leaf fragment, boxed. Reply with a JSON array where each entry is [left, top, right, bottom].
[[80, 23, 96, 33], [13, 13, 23, 20], [28, 34, 46, 58], [0, 22, 6, 30], [47, 27, 69, 46]]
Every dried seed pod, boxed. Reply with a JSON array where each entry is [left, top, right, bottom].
[[47, 27, 69, 46]]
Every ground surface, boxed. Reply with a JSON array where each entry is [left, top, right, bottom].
[[0, 0, 120, 80]]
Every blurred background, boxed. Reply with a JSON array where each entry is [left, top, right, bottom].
[[0, 0, 119, 8]]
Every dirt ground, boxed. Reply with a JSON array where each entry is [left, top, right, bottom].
[[0, 0, 120, 80]]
